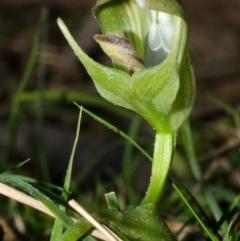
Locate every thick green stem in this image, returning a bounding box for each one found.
[142,131,176,204]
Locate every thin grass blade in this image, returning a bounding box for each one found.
[171,180,219,241]
[74,103,152,162]
[181,119,228,232]
[0,174,73,227]
[6,12,40,165]
[50,108,83,241]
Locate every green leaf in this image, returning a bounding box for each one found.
[61,204,177,241]
[59,218,92,241]
[0,174,73,228]
[105,192,120,210]
[223,222,233,241]
[3,159,30,174]
[96,203,177,241]
[50,109,82,241]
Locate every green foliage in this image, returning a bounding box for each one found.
[0,1,239,241]
[60,204,177,241]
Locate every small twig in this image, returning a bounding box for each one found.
[0,183,122,241]
[0,183,54,217]
[69,199,122,241]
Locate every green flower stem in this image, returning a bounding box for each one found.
[142,131,176,204]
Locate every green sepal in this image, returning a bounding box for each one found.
[57,18,133,111]
[169,50,195,130]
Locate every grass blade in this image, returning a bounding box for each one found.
[50,108,83,241]
[122,114,142,205]
[207,94,240,131]
[216,193,240,230]
[74,103,152,162]
[36,7,50,182]
[0,174,73,227]
[181,119,228,233]
[170,179,219,241]
[181,120,202,182]
[6,12,40,164]
[19,90,133,119]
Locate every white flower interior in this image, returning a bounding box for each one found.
[148,10,174,53]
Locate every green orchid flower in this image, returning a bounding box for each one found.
[57,0,195,204]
